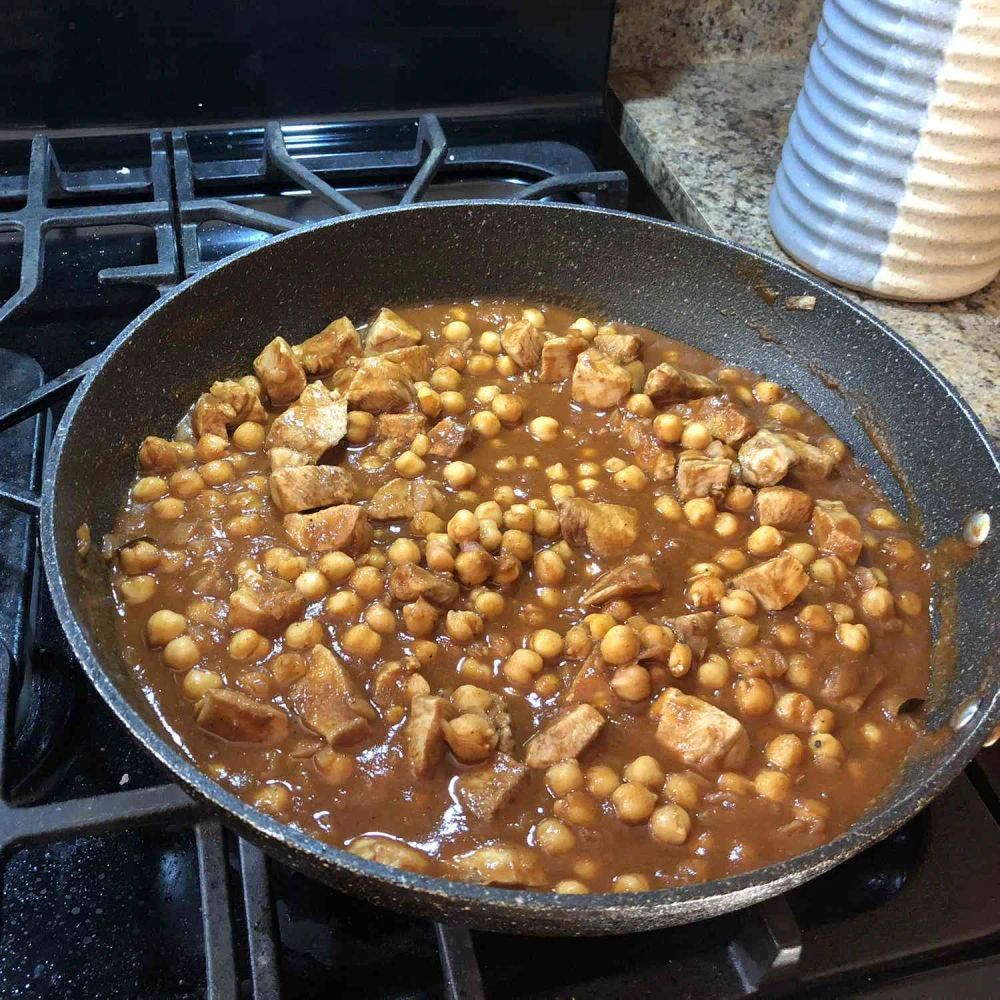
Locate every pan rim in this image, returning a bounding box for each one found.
[40,199,1000,927]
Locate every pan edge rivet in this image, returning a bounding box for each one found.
[950,697,980,731]
[963,511,990,547]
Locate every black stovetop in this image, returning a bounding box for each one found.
[0,108,998,1000]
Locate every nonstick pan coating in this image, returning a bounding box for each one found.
[41,202,1000,934]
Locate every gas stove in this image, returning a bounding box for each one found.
[0,109,999,999]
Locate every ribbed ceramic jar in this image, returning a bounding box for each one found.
[769,0,1000,301]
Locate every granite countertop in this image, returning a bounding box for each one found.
[610,60,1000,440]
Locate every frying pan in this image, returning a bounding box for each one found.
[41,202,1000,934]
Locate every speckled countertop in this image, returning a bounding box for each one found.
[610,60,1000,440]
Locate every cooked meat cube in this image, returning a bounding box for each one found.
[427,416,476,458]
[755,486,813,529]
[687,395,756,444]
[269,465,355,514]
[346,357,415,414]
[227,569,306,634]
[348,836,432,873]
[652,688,749,771]
[731,553,809,610]
[539,334,587,383]
[365,307,423,353]
[192,393,232,439]
[524,704,605,768]
[264,383,348,462]
[566,651,620,711]
[826,666,886,713]
[644,363,722,405]
[289,645,375,747]
[376,413,428,445]
[195,689,289,746]
[571,349,632,408]
[593,330,642,363]
[782,434,837,478]
[738,429,799,487]
[812,499,863,565]
[556,497,639,557]
[369,477,445,521]
[455,753,529,821]
[138,436,179,475]
[613,412,676,481]
[666,611,716,659]
[453,843,546,887]
[500,319,546,369]
[581,554,662,606]
[253,336,307,406]
[208,380,266,426]
[283,504,371,554]
[380,344,432,380]
[406,694,451,777]
[389,563,459,605]
[268,447,313,469]
[295,316,360,376]
[675,454,732,500]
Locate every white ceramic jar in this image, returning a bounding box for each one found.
[769,0,1000,302]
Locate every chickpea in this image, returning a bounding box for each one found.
[668,642,693,677]
[662,773,702,811]
[229,628,271,661]
[503,503,535,532]
[167,469,204,500]
[811,708,836,733]
[555,789,601,827]
[626,393,655,418]
[466,353,494,376]
[351,566,384,600]
[119,574,158,605]
[611,782,657,824]
[747,525,783,557]
[381,537,418,568]
[680,421,711,450]
[600,625,640,665]
[546,760,584,796]
[253,784,291,816]
[194,432,228,462]
[289,569,327,602]
[581,765,619,799]
[611,465,646,492]
[719,589,757,618]
[686,575,726,609]
[533,508,560,540]
[491,393,523,424]
[768,402,801,426]
[445,610,483,644]
[605,599,634,623]
[614,873,651,892]
[528,416,560,443]
[439,390,466,415]
[163,635,200,671]
[860,586,895,619]
[535,818,577,856]
[132,476,168,502]
[503,648,543,685]
[569,317,597,337]
[755,769,791,802]
[650,803,692,846]
[338,623,380,659]
[530,628,564,659]
[549,484,576,501]
[775,691,816,730]
[696,653,730,689]
[897,590,922,616]
[809,732,845,770]
[362,602,394,635]
[724,484,754,513]
[158,549,187,574]
[797,604,834,633]
[837,622,871,653]
[867,507,903,530]
[447,509,480,544]
[442,460,476,490]
[611,664,652,702]
[735,676,774,716]
[501,529,533,562]
[309,749,355,787]
[430,367,462,394]
[555,880,589,895]
[470,590,503,622]
[785,653,814,689]
[199,459,235,487]
[623,755,664,789]
[228,420,263,451]
[787,542,817,565]
[152,497,185,520]
[311,554,353,587]
[285,620,324,649]
[765,734,804,770]
[753,380,783,404]
[811,556,847,587]
[181,668,223,700]
[684,498,716,529]
[146,609,187,647]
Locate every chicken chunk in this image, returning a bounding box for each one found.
[138,436,179,475]
[376,413,428,445]
[580,554,662,606]
[253,336,307,406]
[348,836,432,874]
[571,349,632,409]
[811,499,863,565]
[295,316,360,376]
[686,395,756,445]
[755,486,813,529]
[524,704,605,768]
[455,754,529,821]
[346,357,415,414]
[289,645,375,747]
[368,478,445,521]
[665,611,716,660]
[264,383,348,463]
[195,689,289,746]
[566,652,621,711]
[738,429,799,487]
[651,688,748,771]
[731,553,809,611]
[613,412,676,481]
[426,417,475,458]
[556,497,639,557]
[365,307,423,353]
[268,447,313,469]
[227,569,306,634]
[380,344,432,380]
[539,334,587,383]
[500,319,546,369]
[593,331,642,363]
[389,563,460,605]
[269,465,355,514]
[644,363,722,405]
[453,843,546,887]
[675,454,732,500]
[283,504,371,554]
[192,393,233,440]
[782,434,837,478]
[406,694,451,777]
